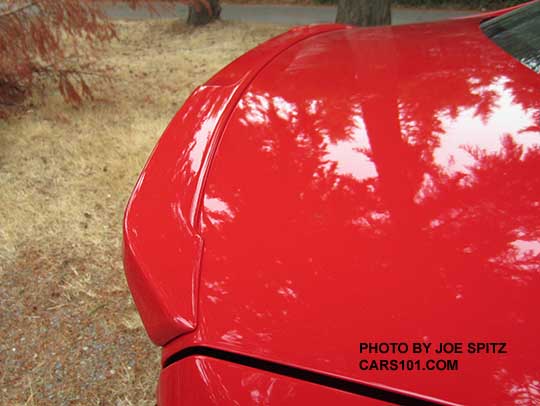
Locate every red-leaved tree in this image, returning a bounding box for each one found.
[0,0,215,116]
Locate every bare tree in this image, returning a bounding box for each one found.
[187,0,221,26]
[336,0,391,26]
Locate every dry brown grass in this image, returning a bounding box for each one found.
[0,19,288,405]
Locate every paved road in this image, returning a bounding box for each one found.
[104,2,476,25]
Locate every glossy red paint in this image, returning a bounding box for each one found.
[123,24,347,345]
[158,356,391,406]
[161,14,540,406]
[124,5,540,405]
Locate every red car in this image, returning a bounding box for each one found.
[124,2,540,405]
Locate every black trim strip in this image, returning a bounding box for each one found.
[163,346,448,406]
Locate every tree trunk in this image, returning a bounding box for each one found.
[336,0,391,27]
[187,0,221,26]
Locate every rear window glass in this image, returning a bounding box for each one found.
[481,1,540,73]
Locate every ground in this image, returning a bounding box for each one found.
[0,19,288,405]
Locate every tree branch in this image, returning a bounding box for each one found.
[0,2,37,19]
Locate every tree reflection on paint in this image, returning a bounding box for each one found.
[198,19,540,405]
